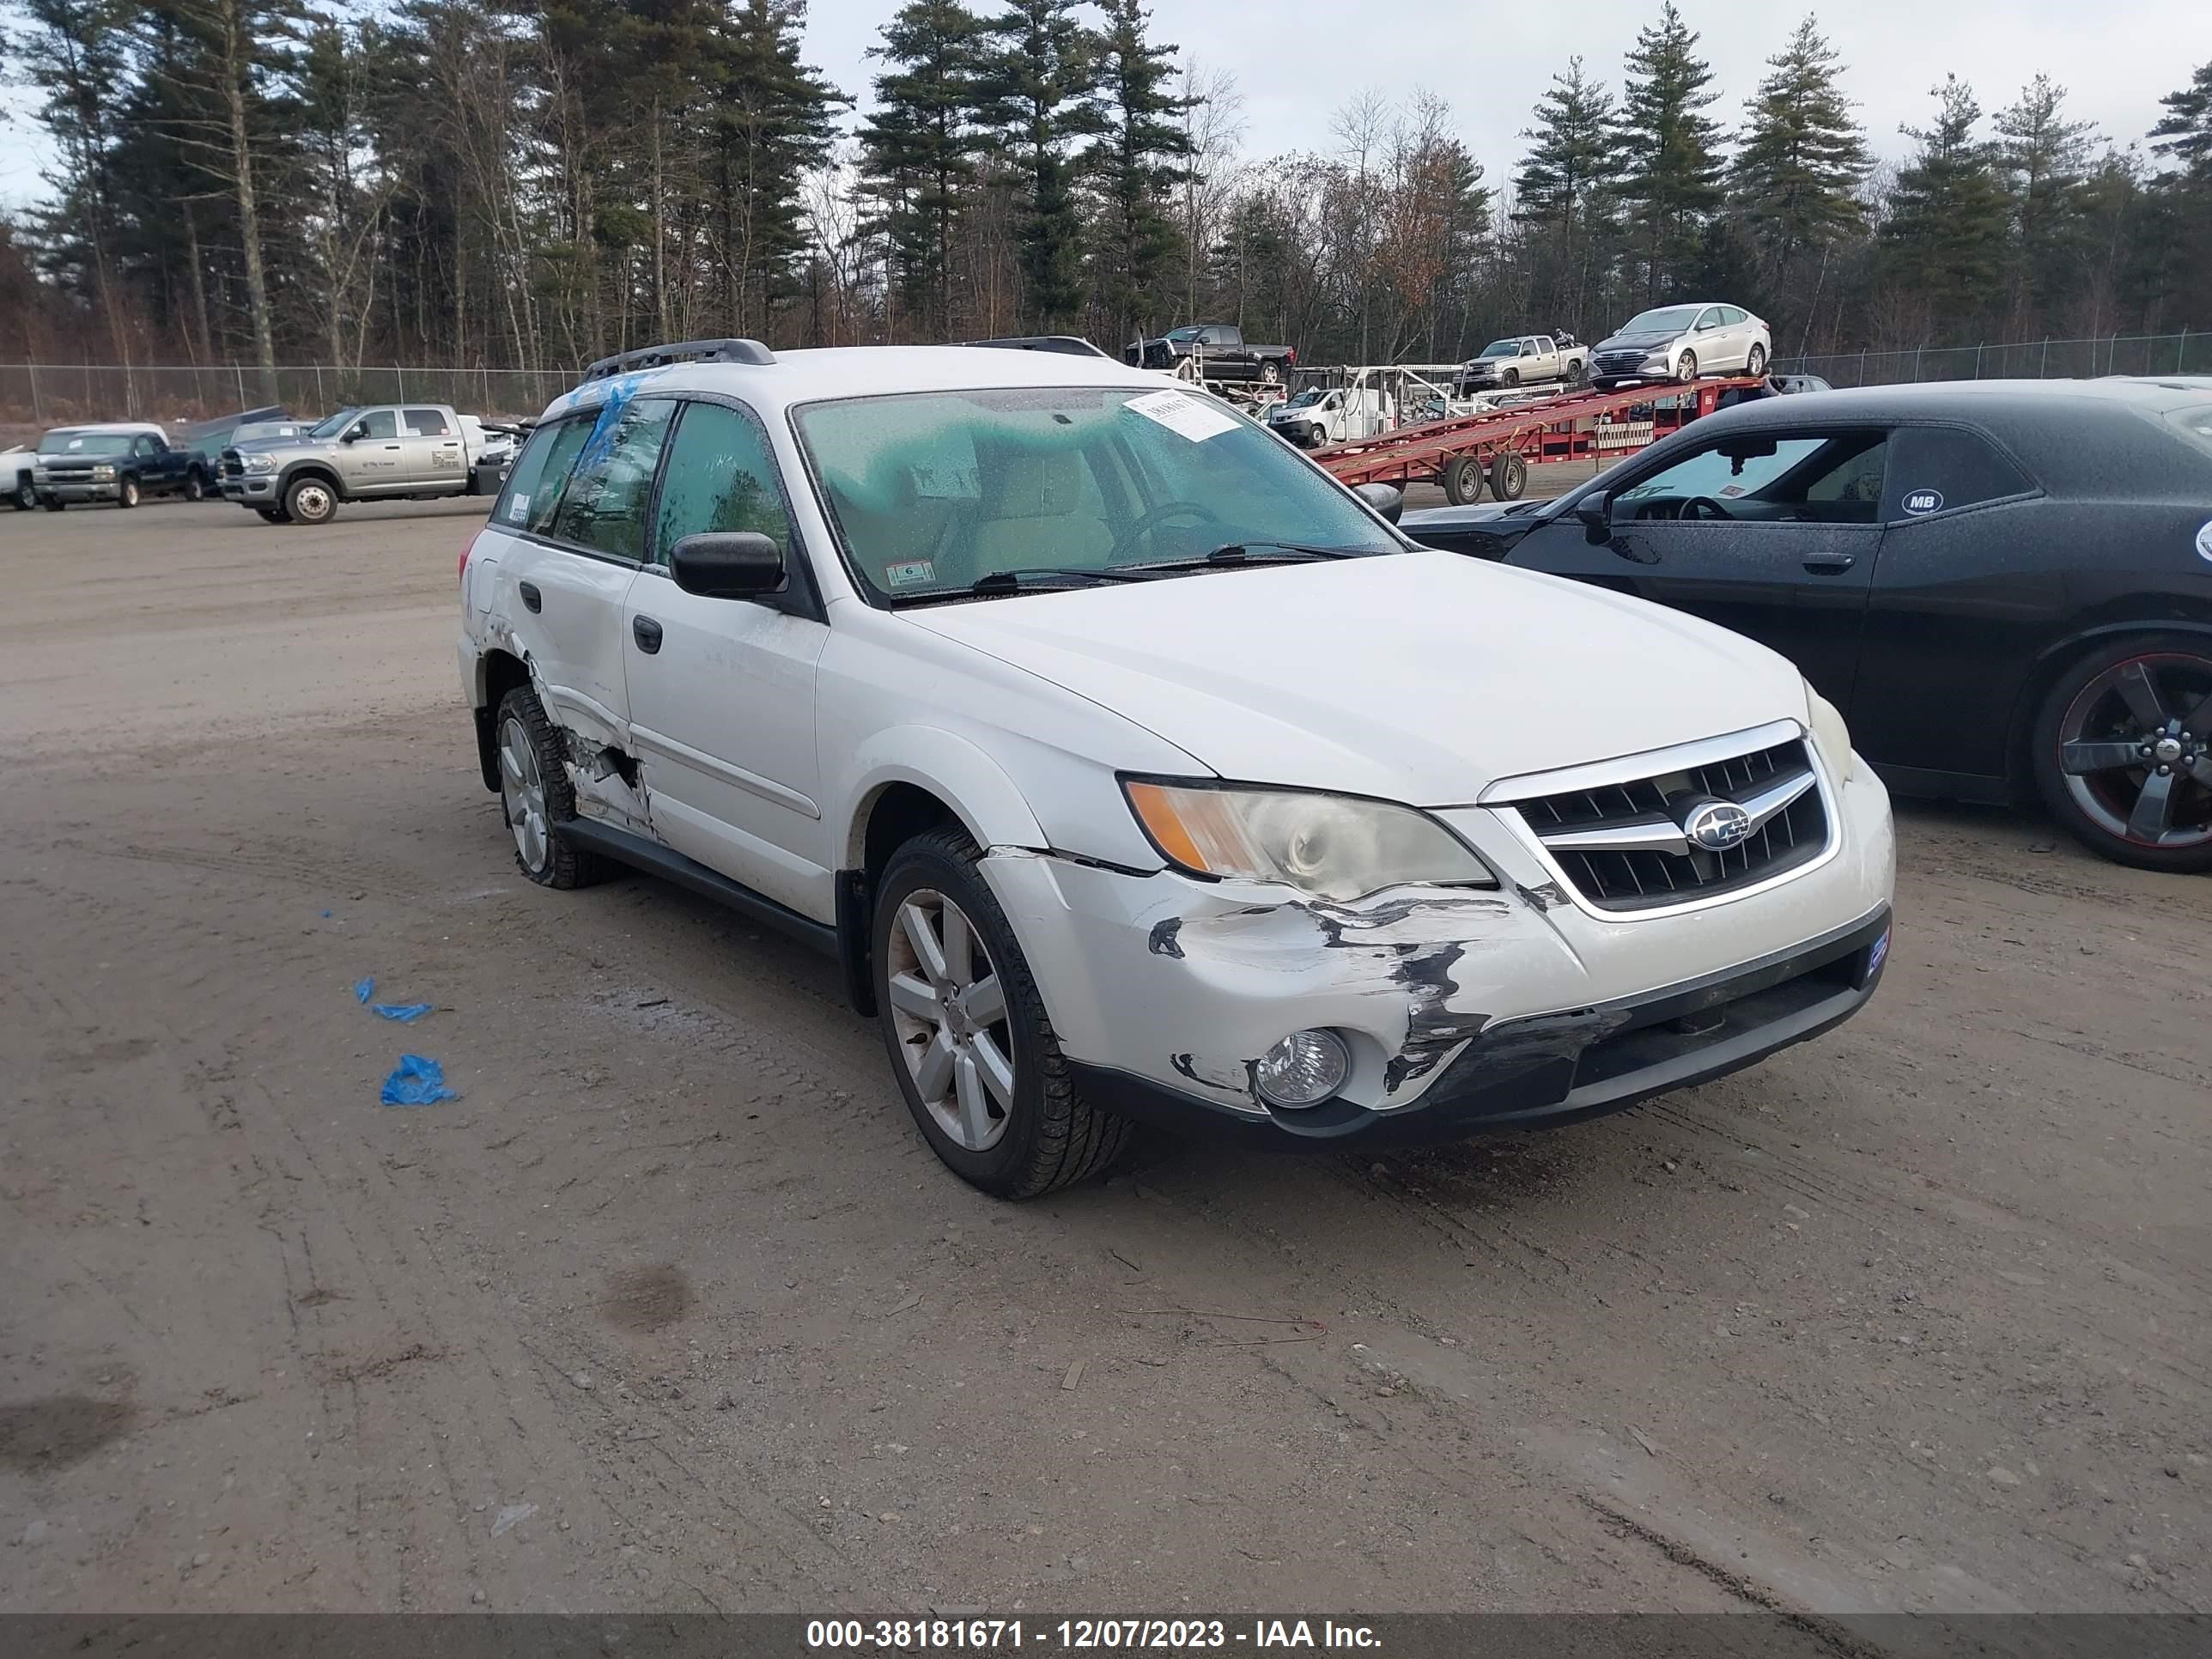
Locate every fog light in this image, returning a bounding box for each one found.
[1254,1029,1350,1109]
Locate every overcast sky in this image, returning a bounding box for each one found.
[0,0,2197,213]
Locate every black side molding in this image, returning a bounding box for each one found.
[553,818,838,957]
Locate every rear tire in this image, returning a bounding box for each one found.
[284,476,337,525]
[182,468,206,501]
[872,829,1130,1199]
[1442,453,1487,507]
[1489,452,1528,501]
[1566,357,1589,387]
[1746,343,1768,377]
[492,685,610,890]
[2029,633,2212,873]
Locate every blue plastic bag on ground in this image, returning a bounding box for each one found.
[370,1002,434,1024]
[353,977,375,1004]
[380,1054,458,1107]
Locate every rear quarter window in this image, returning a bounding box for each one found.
[1883,426,2034,520]
[493,416,592,538]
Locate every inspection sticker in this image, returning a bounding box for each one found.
[2197,520,2212,562]
[884,559,937,589]
[1124,387,1240,442]
[507,493,529,523]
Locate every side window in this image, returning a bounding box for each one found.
[1718,306,1746,325]
[1613,431,1888,525]
[1695,307,1723,331]
[495,416,592,538]
[551,395,676,560]
[650,401,793,568]
[1883,427,2034,520]
[404,407,452,437]
[356,409,398,440]
[136,435,160,456]
[1204,325,1236,346]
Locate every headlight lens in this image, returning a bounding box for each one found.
[1123,779,1497,902]
[92,464,116,479]
[241,453,276,474]
[1808,686,1856,781]
[32,466,50,482]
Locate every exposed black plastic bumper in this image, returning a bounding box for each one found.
[1067,907,1891,1151]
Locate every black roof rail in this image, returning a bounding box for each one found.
[957,335,1112,359]
[579,337,775,382]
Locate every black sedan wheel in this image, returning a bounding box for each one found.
[2032,635,2212,872]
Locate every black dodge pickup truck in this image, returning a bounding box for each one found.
[1125,323,1297,386]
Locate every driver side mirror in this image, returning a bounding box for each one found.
[671,531,786,599]
[1354,482,1403,524]
[1576,495,1613,544]
[343,424,367,443]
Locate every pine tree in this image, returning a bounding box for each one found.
[1991,75,2097,330]
[1089,0,1190,349]
[975,0,1103,331]
[2149,60,2212,173]
[708,0,846,337]
[1515,56,1620,235]
[1615,2,1726,301]
[860,0,990,338]
[1881,76,2008,337]
[1729,16,1869,298]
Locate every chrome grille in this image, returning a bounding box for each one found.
[1509,738,1828,912]
[1594,349,1646,376]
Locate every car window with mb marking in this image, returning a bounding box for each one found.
[1882,427,2035,522]
[551,394,678,562]
[651,400,793,568]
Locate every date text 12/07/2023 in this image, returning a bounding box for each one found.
[805,1619,1382,1650]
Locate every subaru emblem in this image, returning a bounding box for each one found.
[1683,799,1754,852]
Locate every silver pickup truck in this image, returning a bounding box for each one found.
[220,403,518,525]
[1453,334,1589,393]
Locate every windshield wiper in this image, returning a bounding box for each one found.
[1138,541,1375,570]
[966,566,1161,594]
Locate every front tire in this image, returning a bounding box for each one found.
[872,829,1129,1199]
[493,685,608,889]
[9,477,33,511]
[284,476,337,525]
[255,507,289,524]
[117,475,140,508]
[1675,349,1698,383]
[42,495,64,512]
[2031,635,2212,872]
[1442,453,1486,507]
[1501,367,1520,387]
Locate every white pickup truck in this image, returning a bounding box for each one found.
[220,402,520,525]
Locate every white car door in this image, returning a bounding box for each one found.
[483,398,671,761]
[620,397,832,921]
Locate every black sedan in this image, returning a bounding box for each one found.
[1402,378,2212,872]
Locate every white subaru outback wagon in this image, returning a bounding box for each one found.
[459,338,1895,1198]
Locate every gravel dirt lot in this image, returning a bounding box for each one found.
[2,496,2206,1620]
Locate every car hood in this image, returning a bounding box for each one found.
[902,550,1808,805]
[1596,330,1680,352]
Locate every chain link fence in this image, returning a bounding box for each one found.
[1774,331,2209,387]
[0,363,580,428]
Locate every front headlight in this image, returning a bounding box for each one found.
[241,453,276,474]
[92,464,116,479]
[1122,779,1498,902]
[32,466,50,483]
[1807,686,1856,781]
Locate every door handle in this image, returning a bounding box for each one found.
[519,581,541,613]
[1802,555,1857,574]
[632,616,663,654]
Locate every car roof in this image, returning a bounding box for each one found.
[1698,376,2210,434]
[45,421,165,436]
[537,343,1169,424]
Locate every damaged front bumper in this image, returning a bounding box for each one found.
[978,763,1893,1149]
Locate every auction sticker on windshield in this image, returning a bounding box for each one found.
[507,494,530,523]
[1124,388,1240,443]
[884,559,937,589]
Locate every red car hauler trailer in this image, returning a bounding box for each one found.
[1314,375,1766,504]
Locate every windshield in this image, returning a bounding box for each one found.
[2164,403,2212,458]
[1164,327,1203,343]
[796,385,1406,605]
[308,408,362,440]
[235,422,305,444]
[1619,307,1703,334]
[1477,340,1517,357]
[39,431,134,456]
[1280,388,1324,409]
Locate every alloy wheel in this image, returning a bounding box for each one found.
[884,888,1015,1152]
[498,714,550,872]
[2057,653,2212,848]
